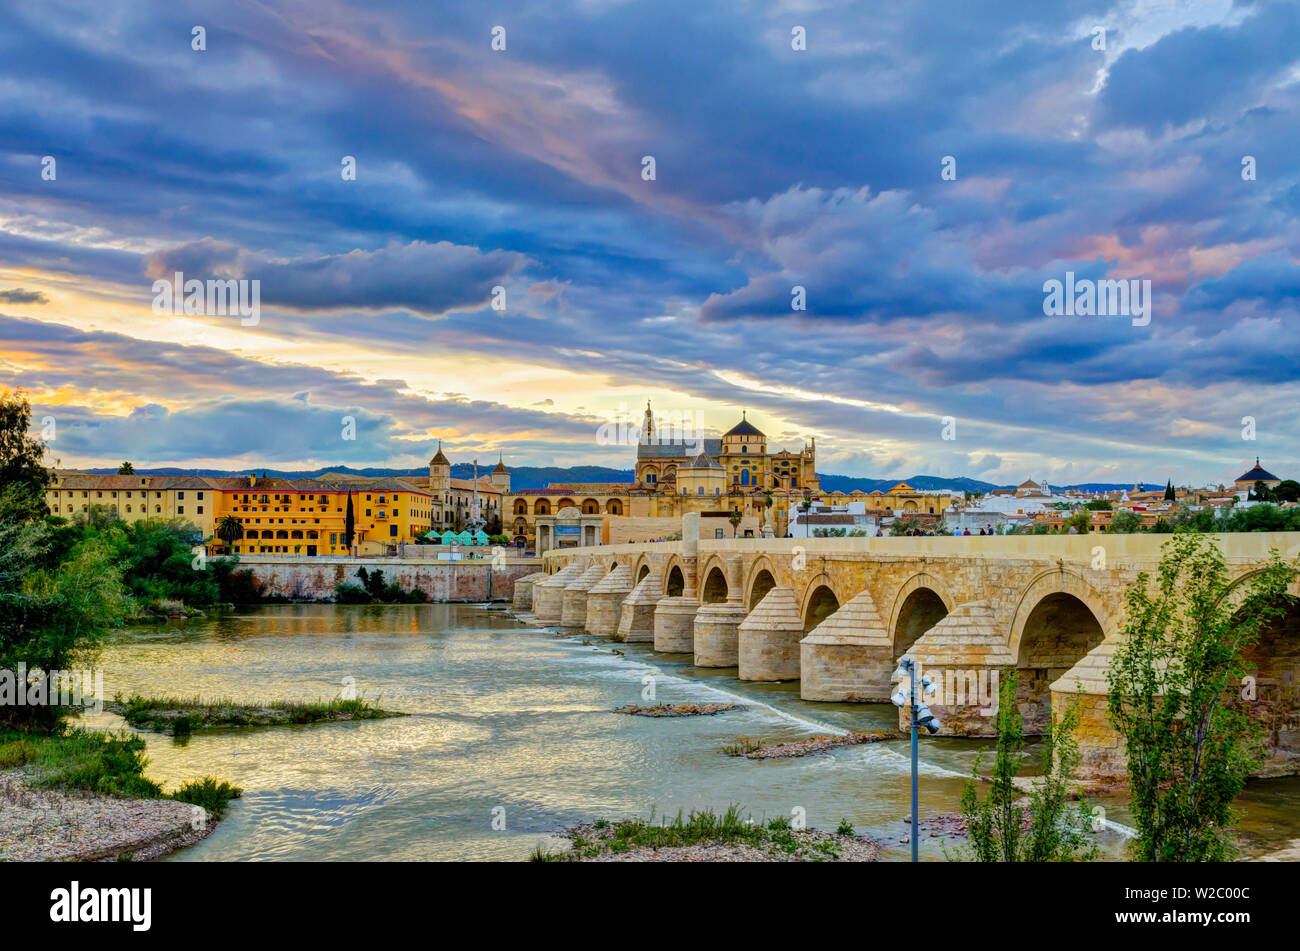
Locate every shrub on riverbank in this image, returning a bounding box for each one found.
[0,728,161,798]
[335,567,428,604]
[531,805,883,862]
[107,692,405,733]
[172,776,243,818]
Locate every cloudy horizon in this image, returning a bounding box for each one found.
[2,0,1297,489]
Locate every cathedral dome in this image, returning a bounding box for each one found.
[724,411,764,438]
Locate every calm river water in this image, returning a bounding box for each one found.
[81,604,1300,861]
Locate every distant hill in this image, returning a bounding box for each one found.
[79,464,1154,494]
[80,464,635,492]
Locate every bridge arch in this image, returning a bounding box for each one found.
[889,572,955,658]
[700,563,729,603]
[663,557,686,598]
[1008,569,1111,662]
[1238,593,1300,775]
[1010,570,1108,735]
[1220,567,1300,613]
[745,555,780,609]
[801,582,841,632]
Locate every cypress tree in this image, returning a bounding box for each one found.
[344,490,355,551]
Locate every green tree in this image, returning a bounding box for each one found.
[117,461,135,475]
[0,390,51,523]
[344,491,356,551]
[216,514,244,550]
[960,667,1096,862]
[728,509,742,538]
[1164,480,1175,501]
[1221,504,1300,534]
[1085,499,1113,511]
[119,518,218,607]
[1063,510,1091,534]
[0,495,129,730]
[1273,480,1300,504]
[1106,534,1297,861]
[1108,510,1144,534]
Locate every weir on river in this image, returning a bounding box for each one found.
[514,519,1300,783]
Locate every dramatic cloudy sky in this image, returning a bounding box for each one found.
[2,0,1297,485]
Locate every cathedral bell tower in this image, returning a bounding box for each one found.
[429,441,451,492]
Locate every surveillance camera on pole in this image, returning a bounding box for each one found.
[895,655,941,861]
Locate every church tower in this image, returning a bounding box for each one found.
[490,453,511,494]
[429,441,451,493]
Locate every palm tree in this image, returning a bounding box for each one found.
[117,461,134,474]
[216,514,243,551]
[728,508,742,538]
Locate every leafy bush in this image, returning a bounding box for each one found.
[172,776,243,818]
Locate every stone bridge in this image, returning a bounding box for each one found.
[513,522,1300,781]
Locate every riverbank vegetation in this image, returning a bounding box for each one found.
[1107,534,1298,861]
[0,390,244,859]
[958,669,1097,862]
[106,692,405,734]
[335,566,429,604]
[530,806,883,862]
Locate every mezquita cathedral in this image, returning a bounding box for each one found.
[505,404,821,549]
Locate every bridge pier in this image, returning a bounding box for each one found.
[561,563,606,627]
[654,515,700,653]
[616,568,663,642]
[738,586,803,681]
[694,556,746,667]
[586,564,633,637]
[654,558,698,653]
[511,571,547,611]
[1051,641,1125,781]
[800,589,894,701]
[532,561,584,622]
[900,600,1012,736]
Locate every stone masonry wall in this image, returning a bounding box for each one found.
[238,557,536,602]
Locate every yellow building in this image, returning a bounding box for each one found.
[45,472,218,538]
[209,475,433,556]
[862,482,950,515]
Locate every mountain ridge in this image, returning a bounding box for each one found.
[73,464,1165,494]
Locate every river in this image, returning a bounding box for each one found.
[79,604,1300,861]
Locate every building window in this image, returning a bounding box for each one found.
[197,506,203,514]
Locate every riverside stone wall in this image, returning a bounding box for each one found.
[236,557,538,602]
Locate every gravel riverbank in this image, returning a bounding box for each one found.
[0,772,214,862]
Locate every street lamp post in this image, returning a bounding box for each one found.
[892,655,941,862]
